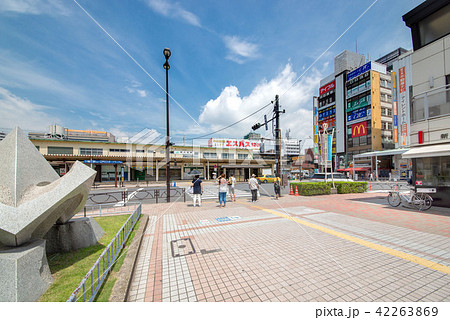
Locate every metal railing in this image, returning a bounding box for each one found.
[67,203,142,302]
[80,202,140,217]
[87,187,186,205]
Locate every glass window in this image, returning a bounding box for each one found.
[415,156,450,187]
[80,148,103,156]
[222,153,234,159]
[203,152,217,159]
[48,146,73,155]
[238,154,248,160]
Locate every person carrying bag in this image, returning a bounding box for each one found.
[191,175,203,207]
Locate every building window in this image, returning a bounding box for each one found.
[238,154,248,160]
[48,146,73,155]
[203,152,217,159]
[110,148,131,153]
[136,150,145,153]
[80,148,103,156]
[222,153,234,159]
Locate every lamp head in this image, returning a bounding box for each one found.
[163,48,171,59]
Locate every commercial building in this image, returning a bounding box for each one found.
[314,50,396,178]
[402,0,450,207]
[29,124,116,142]
[28,134,274,184]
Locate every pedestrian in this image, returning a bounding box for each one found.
[248,174,259,202]
[274,178,281,200]
[218,173,228,207]
[228,174,236,202]
[191,175,203,207]
[370,172,374,181]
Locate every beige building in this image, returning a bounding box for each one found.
[31,138,274,183]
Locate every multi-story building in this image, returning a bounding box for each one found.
[244,132,261,140]
[315,50,367,171]
[402,0,450,207]
[28,136,274,183]
[315,50,397,178]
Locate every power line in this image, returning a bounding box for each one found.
[190,101,273,140]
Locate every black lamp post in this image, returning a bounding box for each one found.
[163,48,171,202]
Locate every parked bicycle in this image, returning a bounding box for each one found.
[387,184,433,211]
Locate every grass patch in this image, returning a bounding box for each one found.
[40,214,140,302]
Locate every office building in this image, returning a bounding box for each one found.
[402,0,450,207]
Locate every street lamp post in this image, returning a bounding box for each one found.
[163,48,171,202]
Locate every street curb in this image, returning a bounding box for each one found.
[109,213,149,302]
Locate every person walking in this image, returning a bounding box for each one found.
[274,178,281,200]
[192,175,203,207]
[248,174,259,202]
[218,173,228,207]
[228,174,236,202]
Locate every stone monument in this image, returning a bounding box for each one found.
[0,127,98,301]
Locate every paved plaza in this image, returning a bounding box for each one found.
[127,191,450,302]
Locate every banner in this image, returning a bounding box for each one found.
[326,134,332,162]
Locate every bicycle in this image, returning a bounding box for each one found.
[387,184,433,211]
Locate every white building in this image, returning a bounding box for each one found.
[402,0,450,207]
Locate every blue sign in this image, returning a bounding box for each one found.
[84,160,123,164]
[346,62,371,81]
[394,115,397,126]
[326,134,332,162]
[216,217,231,223]
[347,108,367,122]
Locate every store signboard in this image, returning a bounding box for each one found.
[208,138,260,150]
[346,62,371,81]
[351,121,367,138]
[392,71,398,144]
[326,134,332,162]
[399,67,408,146]
[347,107,369,122]
[84,160,123,164]
[319,80,335,96]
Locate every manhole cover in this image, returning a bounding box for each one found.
[170,238,195,257]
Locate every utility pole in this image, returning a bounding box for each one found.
[274,95,282,179]
[252,95,285,181]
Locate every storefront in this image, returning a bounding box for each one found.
[402,144,450,208]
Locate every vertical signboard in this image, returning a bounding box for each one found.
[326,134,332,162]
[399,67,408,146]
[392,71,398,144]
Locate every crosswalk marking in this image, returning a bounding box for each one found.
[187,185,251,200]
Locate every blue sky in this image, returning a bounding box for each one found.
[0,0,423,146]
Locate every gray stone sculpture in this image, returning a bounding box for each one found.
[0,127,98,301]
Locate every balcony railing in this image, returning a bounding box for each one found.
[412,85,450,122]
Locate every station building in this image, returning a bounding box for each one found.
[30,134,274,184]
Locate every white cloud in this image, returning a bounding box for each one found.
[126,87,148,98]
[223,36,259,64]
[0,0,69,16]
[145,0,201,27]
[196,64,323,141]
[0,87,59,131]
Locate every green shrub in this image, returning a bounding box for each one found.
[328,181,368,194]
[291,182,331,196]
[290,181,368,196]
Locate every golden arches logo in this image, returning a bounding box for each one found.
[352,122,367,138]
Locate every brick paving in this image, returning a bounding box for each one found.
[127,192,450,302]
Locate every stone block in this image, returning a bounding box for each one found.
[0,239,52,302]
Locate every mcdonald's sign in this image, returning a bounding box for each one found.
[351,121,367,138]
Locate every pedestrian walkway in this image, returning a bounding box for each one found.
[186,184,251,201]
[127,193,450,302]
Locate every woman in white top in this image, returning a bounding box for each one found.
[218,173,228,207]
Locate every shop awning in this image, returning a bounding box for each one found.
[337,167,371,172]
[221,164,266,169]
[353,148,410,158]
[402,143,450,159]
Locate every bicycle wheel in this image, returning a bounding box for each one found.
[387,192,401,207]
[412,193,433,211]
